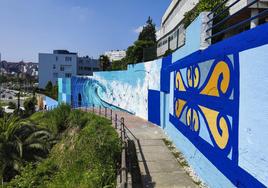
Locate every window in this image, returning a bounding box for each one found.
[60,65,64,71]
[53,64,56,69]
[53,73,58,78]
[65,73,72,78]
[56,56,58,61]
[65,57,72,62]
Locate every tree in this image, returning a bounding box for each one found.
[24,97,37,117]
[138,16,157,42]
[45,81,53,92]
[0,115,54,182]
[99,55,110,71]
[124,16,157,64]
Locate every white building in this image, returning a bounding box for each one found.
[104,50,126,62]
[77,56,100,76]
[156,0,268,57]
[38,50,78,89]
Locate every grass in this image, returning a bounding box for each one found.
[6,105,121,188]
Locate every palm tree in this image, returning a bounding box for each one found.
[0,115,54,183]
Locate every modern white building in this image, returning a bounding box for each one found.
[38,50,78,89]
[156,0,268,57]
[104,50,126,62]
[77,56,100,76]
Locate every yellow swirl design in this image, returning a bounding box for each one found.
[199,106,229,149]
[200,61,230,97]
[186,108,199,132]
[176,71,186,91]
[187,66,200,88]
[175,99,186,118]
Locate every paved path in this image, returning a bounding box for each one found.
[112,110,198,188]
[84,108,198,188]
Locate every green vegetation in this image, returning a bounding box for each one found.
[45,81,58,100]
[0,104,121,187]
[99,16,157,71]
[7,102,16,110]
[23,97,37,117]
[123,17,157,64]
[183,0,229,43]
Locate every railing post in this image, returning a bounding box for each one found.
[110,109,113,121]
[92,104,94,113]
[105,107,107,117]
[121,117,125,139]
[115,114,118,129]
[99,106,101,115]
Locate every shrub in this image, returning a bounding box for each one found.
[8,113,121,188]
[8,102,16,109]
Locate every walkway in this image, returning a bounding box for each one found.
[84,107,198,188]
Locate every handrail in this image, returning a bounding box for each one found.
[206,0,260,32]
[208,0,229,17]
[207,0,240,23]
[80,105,129,188]
[206,8,268,40]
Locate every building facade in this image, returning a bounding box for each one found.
[77,56,100,76]
[156,0,268,57]
[38,50,78,89]
[104,50,126,62]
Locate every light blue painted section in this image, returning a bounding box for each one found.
[172,14,202,63]
[162,94,235,188]
[239,44,268,186]
[45,96,58,109]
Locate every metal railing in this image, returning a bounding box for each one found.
[206,0,268,41]
[82,105,130,188]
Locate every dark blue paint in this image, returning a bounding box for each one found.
[161,54,172,93]
[163,23,268,187]
[148,89,161,126]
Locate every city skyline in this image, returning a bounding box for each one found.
[0,0,170,62]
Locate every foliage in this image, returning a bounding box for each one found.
[183,0,229,43]
[0,105,4,118]
[8,112,121,188]
[45,81,53,92]
[23,97,37,117]
[8,102,16,110]
[43,81,58,100]
[0,115,54,182]
[163,49,173,57]
[99,55,111,71]
[122,17,157,65]
[138,16,157,42]
[109,61,128,71]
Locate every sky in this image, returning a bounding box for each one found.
[0,0,171,62]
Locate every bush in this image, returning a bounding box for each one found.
[8,102,16,109]
[8,113,121,188]
[23,97,37,117]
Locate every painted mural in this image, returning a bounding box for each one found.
[58,16,268,188]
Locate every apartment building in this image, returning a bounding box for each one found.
[104,50,126,62]
[156,0,268,57]
[77,56,100,76]
[38,50,78,89]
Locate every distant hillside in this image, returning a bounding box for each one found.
[0,61,38,77]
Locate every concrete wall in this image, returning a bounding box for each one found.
[58,15,268,188]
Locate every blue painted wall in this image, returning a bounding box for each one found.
[58,14,268,188]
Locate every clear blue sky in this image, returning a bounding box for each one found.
[0,0,171,62]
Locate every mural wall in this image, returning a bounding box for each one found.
[58,15,268,188]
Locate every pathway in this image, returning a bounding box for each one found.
[84,107,198,188]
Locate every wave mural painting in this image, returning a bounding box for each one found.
[58,15,268,188]
[59,59,162,120]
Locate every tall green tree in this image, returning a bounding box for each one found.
[124,16,157,64]
[99,55,110,71]
[138,16,157,42]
